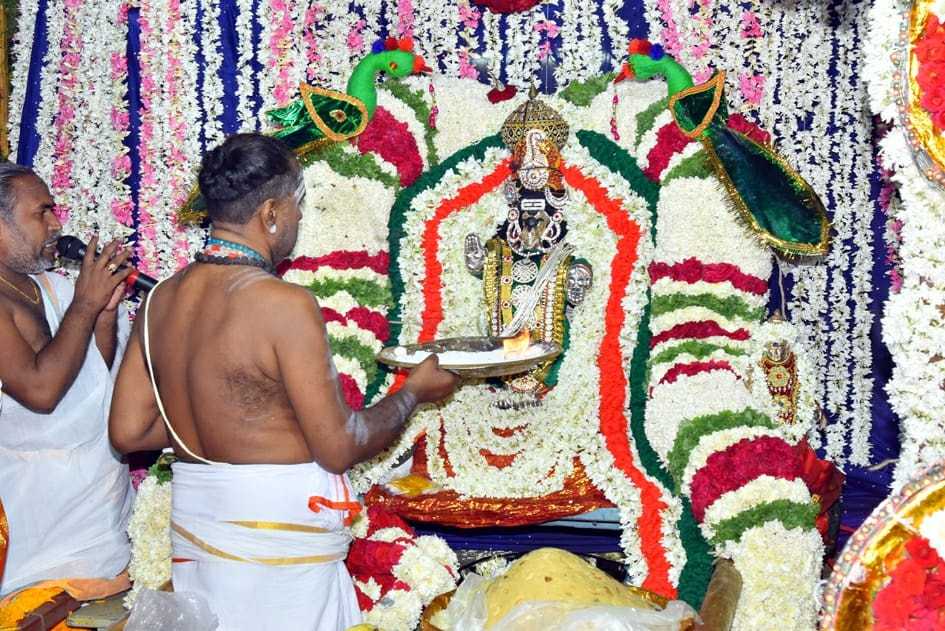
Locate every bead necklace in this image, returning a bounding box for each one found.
[194,237,275,274]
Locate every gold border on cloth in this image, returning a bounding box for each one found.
[299,84,369,144]
[224,520,329,534]
[171,522,343,566]
[667,72,726,140]
[700,134,831,257]
[820,463,945,630]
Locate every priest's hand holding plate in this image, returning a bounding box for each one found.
[403,355,460,404]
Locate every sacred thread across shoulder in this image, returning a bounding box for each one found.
[143,278,222,466]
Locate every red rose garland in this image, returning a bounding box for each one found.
[356,106,425,187]
[649,320,751,348]
[648,258,768,295]
[658,360,738,386]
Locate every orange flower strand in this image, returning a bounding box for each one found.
[561,164,674,598]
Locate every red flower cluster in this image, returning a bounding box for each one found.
[471,0,541,13]
[648,257,769,295]
[357,106,424,187]
[726,113,772,145]
[873,536,945,630]
[658,359,736,386]
[690,436,802,522]
[346,507,417,610]
[649,320,750,349]
[916,14,945,132]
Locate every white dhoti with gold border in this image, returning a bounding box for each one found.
[170,461,362,631]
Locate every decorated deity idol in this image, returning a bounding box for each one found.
[464,90,592,402]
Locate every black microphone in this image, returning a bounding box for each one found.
[56,235,158,293]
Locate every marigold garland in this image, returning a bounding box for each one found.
[559,162,674,597]
[579,130,712,607]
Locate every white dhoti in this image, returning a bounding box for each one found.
[0,272,132,595]
[170,462,362,631]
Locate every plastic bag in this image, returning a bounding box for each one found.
[491,600,698,631]
[125,588,219,631]
[429,572,489,630]
[432,572,698,631]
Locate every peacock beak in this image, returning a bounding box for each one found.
[413,55,433,74]
[614,63,634,83]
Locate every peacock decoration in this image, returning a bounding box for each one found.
[179,37,432,223]
[615,39,830,258]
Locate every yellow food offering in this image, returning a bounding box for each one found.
[483,548,659,628]
[345,624,377,631]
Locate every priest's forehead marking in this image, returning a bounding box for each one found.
[293,174,306,205]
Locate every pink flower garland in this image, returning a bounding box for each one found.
[302,3,324,82]
[268,0,296,107]
[48,0,85,225]
[397,0,414,39]
[135,2,160,276]
[655,0,683,58]
[110,3,134,227]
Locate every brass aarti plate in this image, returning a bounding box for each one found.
[377,336,561,379]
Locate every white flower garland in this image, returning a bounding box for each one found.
[645,372,758,462]
[720,523,823,631]
[867,0,945,488]
[7,0,40,158]
[30,0,66,205]
[199,0,226,149]
[503,6,542,88]
[297,163,396,256]
[125,475,173,608]
[701,475,810,541]
[557,0,604,84]
[234,0,258,130]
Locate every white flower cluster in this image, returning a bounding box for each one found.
[721,523,824,631]
[124,475,173,609]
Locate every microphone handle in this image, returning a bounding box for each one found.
[125,269,157,293]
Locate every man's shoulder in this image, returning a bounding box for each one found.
[240,276,319,313]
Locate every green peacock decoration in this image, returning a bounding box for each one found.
[179,37,431,224]
[615,39,830,259]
